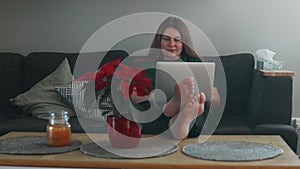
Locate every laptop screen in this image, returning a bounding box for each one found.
[155,62,215,101]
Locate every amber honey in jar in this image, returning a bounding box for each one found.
[46,110,72,146]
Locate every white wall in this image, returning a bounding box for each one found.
[1,0,300,116]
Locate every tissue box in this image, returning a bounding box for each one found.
[255,49,283,70]
[272,60,283,70]
[260,60,283,70]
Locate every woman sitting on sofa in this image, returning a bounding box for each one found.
[132,16,220,139]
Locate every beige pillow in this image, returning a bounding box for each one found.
[10,58,76,120]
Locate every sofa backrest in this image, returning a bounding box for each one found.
[0,51,254,120]
[0,53,25,121]
[23,52,78,91]
[23,50,129,91]
[0,53,24,107]
[205,53,255,116]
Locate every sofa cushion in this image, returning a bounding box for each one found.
[10,58,76,119]
[0,115,108,136]
[0,106,24,124]
[254,124,298,152]
[206,53,254,116]
[0,117,84,136]
[214,115,254,134]
[221,53,254,116]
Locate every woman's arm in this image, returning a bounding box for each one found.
[205,87,220,107]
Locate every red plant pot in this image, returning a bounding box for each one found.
[107,115,141,148]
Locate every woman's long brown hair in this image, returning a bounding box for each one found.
[147,17,200,61]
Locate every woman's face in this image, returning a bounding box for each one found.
[160,27,183,59]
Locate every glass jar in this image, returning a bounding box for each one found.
[46,110,72,146]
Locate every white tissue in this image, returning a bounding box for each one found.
[255,49,275,62]
[255,49,283,70]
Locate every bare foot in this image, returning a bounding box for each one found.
[163,77,195,117]
[181,92,206,120]
[169,94,205,140]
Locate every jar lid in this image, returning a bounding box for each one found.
[49,110,69,119]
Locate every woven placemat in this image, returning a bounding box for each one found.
[0,136,82,155]
[80,140,178,159]
[182,140,284,162]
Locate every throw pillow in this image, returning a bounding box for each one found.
[56,80,110,120]
[10,58,76,120]
[55,80,87,108]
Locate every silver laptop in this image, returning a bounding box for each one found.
[155,62,215,101]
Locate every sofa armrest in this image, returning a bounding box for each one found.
[246,70,294,127]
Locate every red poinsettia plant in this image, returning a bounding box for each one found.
[78,57,153,117]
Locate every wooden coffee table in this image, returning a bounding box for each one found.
[0,132,299,169]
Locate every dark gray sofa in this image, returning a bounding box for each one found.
[0,51,297,152]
